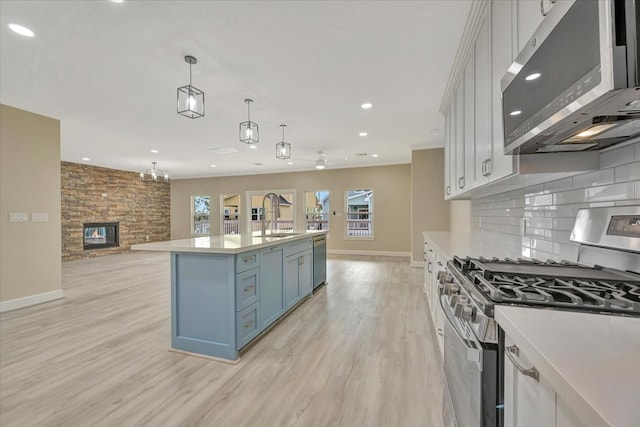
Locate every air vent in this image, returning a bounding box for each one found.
[355,152,368,157]
[208,146,239,154]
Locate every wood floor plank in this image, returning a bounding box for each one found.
[0,252,444,426]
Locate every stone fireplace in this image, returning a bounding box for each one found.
[83,222,119,250]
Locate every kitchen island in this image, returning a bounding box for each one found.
[132,231,326,362]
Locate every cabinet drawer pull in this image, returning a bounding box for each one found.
[485,158,491,176]
[481,160,486,176]
[244,319,255,329]
[506,345,540,382]
[458,176,465,189]
[427,262,433,273]
[428,249,433,253]
[243,255,256,264]
[446,186,451,195]
[540,0,553,16]
[437,328,443,336]
[243,284,255,292]
[437,261,443,266]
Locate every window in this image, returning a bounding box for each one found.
[221,193,240,235]
[192,195,210,235]
[246,190,296,233]
[345,189,373,237]
[305,190,330,231]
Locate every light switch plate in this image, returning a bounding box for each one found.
[32,213,49,223]
[9,212,29,223]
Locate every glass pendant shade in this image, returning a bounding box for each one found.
[140,162,169,183]
[177,56,204,119]
[275,124,291,159]
[240,99,259,144]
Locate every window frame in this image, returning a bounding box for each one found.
[304,190,330,232]
[344,189,374,239]
[191,195,211,235]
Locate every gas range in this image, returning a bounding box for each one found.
[450,256,640,316]
[439,205,640,427]
[439,205,640,345]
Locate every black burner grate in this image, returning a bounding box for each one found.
[452,256,640,316]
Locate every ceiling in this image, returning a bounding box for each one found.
[0,0,471,179]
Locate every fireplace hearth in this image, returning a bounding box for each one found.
[83,222,119,250]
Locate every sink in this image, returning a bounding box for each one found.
[259,232,303,238]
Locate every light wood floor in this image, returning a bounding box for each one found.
[0,252,444,427]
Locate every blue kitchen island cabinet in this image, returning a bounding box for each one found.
[132,232,325,362]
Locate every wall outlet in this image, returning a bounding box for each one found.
[146,235,150,241]
[32,213,49,223]
[9,212,29,223]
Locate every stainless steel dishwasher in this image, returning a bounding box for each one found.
[313,234,327,289]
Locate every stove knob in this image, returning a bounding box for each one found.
[449,294,459,308]
[444,282,460,296]
[453,302,466,318]
[460,305,475,322]
[437,271,453,285]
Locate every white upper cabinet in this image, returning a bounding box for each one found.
[440,0,569,199]
[488,0,517,182]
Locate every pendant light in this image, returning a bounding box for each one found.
[239,99,259,144]
[276,124,291,159]
[177,55,204,119]
[140,162,169,183]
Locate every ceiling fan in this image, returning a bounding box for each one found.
[292,151,332,169]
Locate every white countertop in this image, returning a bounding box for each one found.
[131,231,325,254]
[496,306,640,427]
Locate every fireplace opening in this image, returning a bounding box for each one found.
[83,222,119,250]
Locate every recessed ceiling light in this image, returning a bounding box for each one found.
[525,73,541,81]
[315,164,325,170]
[359,132,368,137]
[82,157,90,161]
[210,164,216,168]
[287,161,293,165]
[9,23,34,37]
[249,145,257,149]
[361,103,372,110]
[111,0,125,3]
[150,149,159,153]
[372,154,379,158]
[510,110,522,116]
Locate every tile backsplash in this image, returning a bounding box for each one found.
[471,141,640,262]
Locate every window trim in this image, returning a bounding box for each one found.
[344,189,374,239]
[304,189,330,232]
[191,195,211,236]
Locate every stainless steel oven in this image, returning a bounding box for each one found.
[439,291,500,427]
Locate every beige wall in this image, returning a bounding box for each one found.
[0,104,62,304]
[411,149,449,263]
[171,164,412,253]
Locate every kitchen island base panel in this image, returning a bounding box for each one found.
[171,253,237,361]
[168,348,241,365]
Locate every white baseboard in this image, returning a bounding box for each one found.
[327,249,411,258]
[0,289,64,313]
[410,261,425,268]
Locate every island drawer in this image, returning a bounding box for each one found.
[236,302,260,349]
[236,250,259,273]
[283,238,312,257]
[236,267,260,311]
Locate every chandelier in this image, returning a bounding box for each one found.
[177,55,204,119]
[140,162,169,183]
[240,98,259,144]
[276,124,291,159]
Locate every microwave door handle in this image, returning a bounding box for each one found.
[438,292,482,367]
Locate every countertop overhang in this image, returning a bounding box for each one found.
[131,231,326,254]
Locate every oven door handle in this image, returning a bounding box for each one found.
[438,291,482,367]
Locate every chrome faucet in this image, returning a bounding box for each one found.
[261,192,280,235]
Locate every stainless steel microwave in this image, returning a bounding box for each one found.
[501,0,639,155]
